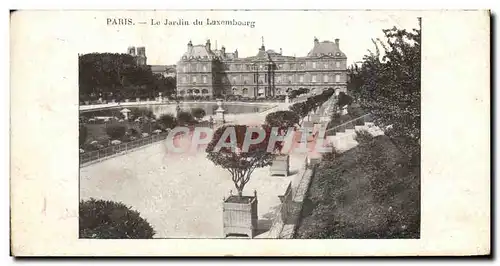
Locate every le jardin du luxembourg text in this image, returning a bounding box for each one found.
[107,18,256,28]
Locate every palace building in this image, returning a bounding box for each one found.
[176,37,348,99]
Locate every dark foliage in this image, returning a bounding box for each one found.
[79,198,155,239]
[158,114,177,129]
[296,136,420,239]
[337,92,354,107]
[106,124,126,140]
[177,111,196,126]
[265,110,300,130]
[79,124,87,147]
[348,19,421,159]
[206,125,280,197]
[191,108,207,120]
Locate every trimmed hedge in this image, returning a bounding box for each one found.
[79,198,155,239]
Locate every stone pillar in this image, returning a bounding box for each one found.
[215,100,225,123]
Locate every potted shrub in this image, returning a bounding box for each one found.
[265,111,300,176]
[206,125,280,238]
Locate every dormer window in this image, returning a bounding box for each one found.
[328,53,333,56]
[190,56,194,59]
[336,52,341,56]
[204,55,208,59]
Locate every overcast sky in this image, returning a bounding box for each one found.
[72,10,420,66]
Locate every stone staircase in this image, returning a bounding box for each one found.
[324,115,385,153]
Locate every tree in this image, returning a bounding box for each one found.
[158,114,177,129]
[348,18,421,161]
[191,107,206,121]
[337,92,353,107]
[106,124,126,140]
[265,110,300,130]
[206,125,281,197]
[79,198,155,239]
[79,124,87,147]
[177,111,195,126]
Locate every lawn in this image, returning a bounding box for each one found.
[295,135,420,239]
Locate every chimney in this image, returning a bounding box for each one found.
[314,37,319,45]
[335,38,340,48]
[127,46,136,56]
[280,48,283,55]
[206,39,211,51]
[234,49,238,58]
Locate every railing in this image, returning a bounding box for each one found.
[79,132,170,166]
[324,113,373,137]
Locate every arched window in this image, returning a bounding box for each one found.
[242,88,249,95]
[201,89,209,95]
[193,89,200,94]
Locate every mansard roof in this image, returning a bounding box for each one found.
[307,40,346,58]
[182,45,215,59]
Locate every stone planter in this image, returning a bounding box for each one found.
[270,154,290,176]
[223,192,258,238]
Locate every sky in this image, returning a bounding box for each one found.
[71,10,420,66]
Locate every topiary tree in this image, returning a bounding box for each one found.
[79,198,155,239]
[106,124,126,140]
[158,114,177,129]
[337,92,354,107]
[191,107,206,121]
[206,125,281,197]
[265,110,300,131]
[177,111,195,126]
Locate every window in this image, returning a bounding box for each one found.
[335,74,341,82]
[203,64,207,71]
[182,76,187,83]
[288,75,293,83]
[277,76,282,84]
[312,75,317,83]
[192,76,197,83]
[202,76,207,84]
[299,75,304,83]
[312,62,316,69]
[336,61,340,68]
[243,88,249,95]
[323,75,329,83]
[325,63,329,69]
[183,66,187,72]
[300,63,305,69]
[232,76,237,84]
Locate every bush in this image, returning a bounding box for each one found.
[79,124,87,147]
[106,124,126,140]
[177,111,196,126]
[337,92,353,107]
[79,198,155,239]
[265,110,300,130]
[354,130,373,145]
[191,107,206,120]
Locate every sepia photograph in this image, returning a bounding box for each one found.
[9,9,489,256]
[77,11,421,239]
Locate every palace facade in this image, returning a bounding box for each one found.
[176,37,348,99]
